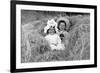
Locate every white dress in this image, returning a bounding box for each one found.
[45,34,65,50]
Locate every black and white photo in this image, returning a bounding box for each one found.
[21,10,90,63]
[11,1,97,72]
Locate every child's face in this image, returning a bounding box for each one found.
[59,22,66,31]
[48,27,55,34]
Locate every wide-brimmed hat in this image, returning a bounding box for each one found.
[56,17,70,31]
[44,19,58,33]
[56,17,69,26]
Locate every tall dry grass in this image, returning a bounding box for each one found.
[21,10,90,63]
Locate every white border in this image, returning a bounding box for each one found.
[16,4,94,69]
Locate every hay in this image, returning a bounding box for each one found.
[21,10,90,62]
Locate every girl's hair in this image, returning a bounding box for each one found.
[57,20,67,31]
[47,27,56,34]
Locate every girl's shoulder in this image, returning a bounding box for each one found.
[53,33,60,37]
[45,34,58,38]
[58,30,69,35]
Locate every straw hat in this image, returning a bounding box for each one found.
[56,17,70,31]
[56,17,69,26]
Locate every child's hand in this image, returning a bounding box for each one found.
[60,34,65,42]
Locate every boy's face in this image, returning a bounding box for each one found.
[48,27,55,34]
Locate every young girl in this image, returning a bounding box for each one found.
[44,19,65,50]
[57,17,70,47]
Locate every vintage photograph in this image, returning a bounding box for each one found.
[21,10,90,63]
[11,1,97,72]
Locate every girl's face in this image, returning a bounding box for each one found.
[48,27,55,34]
[59,22,66,31]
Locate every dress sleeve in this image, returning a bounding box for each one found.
[64,31,70,40]
[56,35,65,50]
[56,35,62,44]
[63,31,70,48]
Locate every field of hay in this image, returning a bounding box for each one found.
[21,10,90,63]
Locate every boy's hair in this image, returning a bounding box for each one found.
[57,20,67,31]
[47,27,56,34]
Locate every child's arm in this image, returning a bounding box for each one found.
[56,35,65,50]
